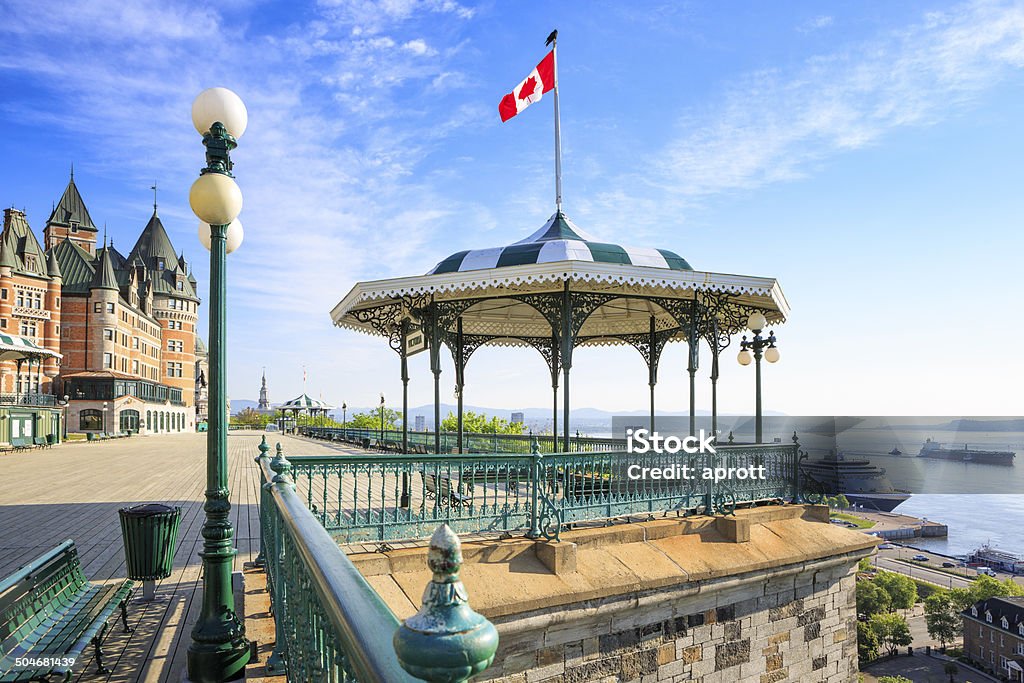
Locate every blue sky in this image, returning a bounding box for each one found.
[1,0,1022,417]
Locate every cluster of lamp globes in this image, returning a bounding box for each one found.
[189,87,248,255]
[736,311,780,366]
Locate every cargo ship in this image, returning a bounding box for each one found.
[918,439,1015,466]
[799,451,910,512]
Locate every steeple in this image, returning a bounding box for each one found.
[48,170,97,232]
[90,242,119,291]
[46,248,62,279]
[258,368,270,410]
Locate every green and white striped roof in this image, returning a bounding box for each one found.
[429,211,692,275]
[0,334,62,361]
[279,393,333,412]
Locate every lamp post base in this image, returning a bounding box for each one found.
[186,633,250,682]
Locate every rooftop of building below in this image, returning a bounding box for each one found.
[347,504,878,622]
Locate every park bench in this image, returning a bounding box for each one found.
[9,438,33,451]
[32,437,49,449]
[423,473,471,508]
[0,540,133,681]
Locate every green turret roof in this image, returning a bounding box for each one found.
[90,244,119,291]
[46,249,62,279]
[50,238,96,293]
[2,209,49,279]
[47,174,97,232]
[0,231,16,269]
[126,210,198,299]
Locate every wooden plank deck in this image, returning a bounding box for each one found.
[0,431,345,682]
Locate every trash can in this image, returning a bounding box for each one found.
[119,503,181,600]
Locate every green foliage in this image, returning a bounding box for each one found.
[924,591,961,647]
[857,621,880,662]
[868,613,912,656]
[878,677,914,683]
[856,580,891,617]
[874,571,918,611]
[949,573,1024,611]
[913,578,940,601]
[231,407,276,427]
[825,494,850,509]
[345,408,400,431]
[858,557,873,573]
[439,411,525,434]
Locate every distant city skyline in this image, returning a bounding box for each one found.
[1,1,1022,416]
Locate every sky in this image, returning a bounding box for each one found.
[1,0,1022,418]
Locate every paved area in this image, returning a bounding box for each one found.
[862,653,998,682]
[0,432,337,682]
[846,508,948,538]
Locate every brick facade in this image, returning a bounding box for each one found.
[963,597,1024,681]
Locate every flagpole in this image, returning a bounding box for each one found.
[551,32,563,212]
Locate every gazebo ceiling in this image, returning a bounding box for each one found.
[330,211,789,342]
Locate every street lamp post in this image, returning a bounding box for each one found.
[186,86,250,682]
[342,401,347,437]
[379,393,385,442]
[736,311,779,444]
[102,401,108,435]
[59,394,69,442]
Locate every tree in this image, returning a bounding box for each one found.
[439,411,525,434]
[857,621,880,662]
[924,591,961,648]
[874,571,917,611]
[869,613,912,656]
[943,661,958,682]
[878,677,913,683]
[346,408,400,431]
[857,580,891,617]
[232,407,275,428]
[858,557,873,573]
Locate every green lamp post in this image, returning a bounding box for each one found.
[186,86,251,682]
[736,311,779,444]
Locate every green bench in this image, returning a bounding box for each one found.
[31,437,49,450]
[9,438,33,451]
[0,540,133,681]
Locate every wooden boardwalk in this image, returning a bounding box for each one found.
[0,431,345,682]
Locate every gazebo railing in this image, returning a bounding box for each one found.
[279,441,803,543]
[0,392,57,407]
[301,426,627,454]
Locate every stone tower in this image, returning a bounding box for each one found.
[258,368,270,411]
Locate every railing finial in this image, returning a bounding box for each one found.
[393,524,498,682]
[255,434,269,461]
[531,435,540,455]
[269,442,292,482]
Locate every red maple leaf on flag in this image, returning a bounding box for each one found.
[518,76,538,100]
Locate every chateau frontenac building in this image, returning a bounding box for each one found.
[0,172,201,437]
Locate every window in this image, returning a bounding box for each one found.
[157,258,165,271]
[103,353,112,369]
[1,288,6,299]
[55,325,60,335]
[132,360,139,375]
[1019,624,1024,637]
[120,409,139,433]
[20,321,36,337]
[107,303,115,313]
[80,409,103,431]
[168,339,183,353]
[94,303,102,313]
[1,319,6,329]
[167,362,183,378]
[1003,617,1009,629]
[70,221,79,233]
[104,328,114,341]
[55,297,59,306]
[176,281,183,291]
[987,612,993,623]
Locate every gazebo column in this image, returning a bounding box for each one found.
[559,283,572,452]
[455,317,465,454]
[550,335,559,452]
[15,359,23,397]
[710,340,721,436]
[428,304,442,455]
[649,317,657,433]
[399,318,410,508]
[687,323,699,435]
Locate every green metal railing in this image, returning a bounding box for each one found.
[282,440,804,543]
[301,426,627,454]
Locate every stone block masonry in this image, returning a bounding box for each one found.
[350,505,875,683]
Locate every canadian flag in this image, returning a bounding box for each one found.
[498,50,555,122]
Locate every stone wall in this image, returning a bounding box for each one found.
[479,555,859,683]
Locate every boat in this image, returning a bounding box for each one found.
[888,446,902,456]
[799,451,911,512]
[968,545,1024,574]
[918,439,1015,466]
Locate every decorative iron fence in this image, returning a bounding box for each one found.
[281,441,805,543]
[301,426,627,454]
[257,442,420,682]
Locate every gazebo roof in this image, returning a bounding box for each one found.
[279,394,333,411]
[429,211,692,275]
[331,211,788,344]
[0,334,62,361]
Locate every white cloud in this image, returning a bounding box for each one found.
[654,1,1024,198]
[797,15,834,33]
[403,38,436,56]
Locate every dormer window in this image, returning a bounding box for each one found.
[24,255,36,270]
[70,221,79,233]
[1002,617,1009,629]
[1019,623,1023,636]
[973,606,979,617]
[176,281,183,291]
[157,258,165,271]
[986,611,993,623]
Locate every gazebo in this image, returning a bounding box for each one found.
[277,393,334,429]
[0,333,64,444]
[330,210,788,455]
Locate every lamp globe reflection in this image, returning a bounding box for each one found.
[199,219,244,254]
